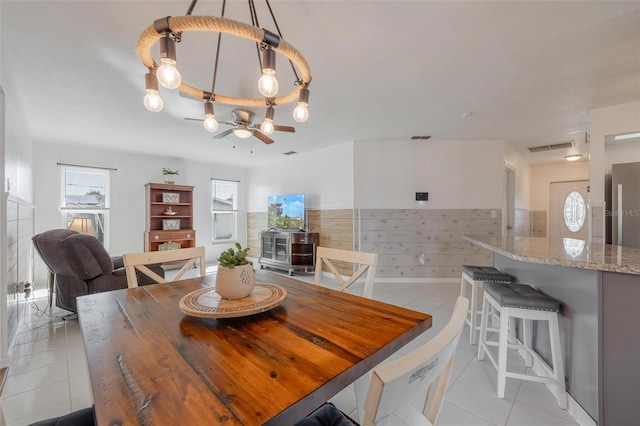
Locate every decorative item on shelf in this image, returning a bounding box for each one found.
[162,192,179,203]
[162,219,180,230]
[138,0,312,146]
[162,168,179,184]
[163,206,178,215]
[215,243,255,299]
[159,241,181,251]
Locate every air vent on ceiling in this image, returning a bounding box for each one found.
[283,151,297,156]
[527,141,574,153]
[410,136,432,140]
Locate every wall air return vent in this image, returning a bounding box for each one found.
[527,141,574,153]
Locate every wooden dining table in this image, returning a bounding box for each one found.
[76,269,432,425]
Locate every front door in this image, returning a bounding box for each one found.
[549,180,589,241]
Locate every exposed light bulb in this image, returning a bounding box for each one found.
[143,72,163,112]
[261,118,274,135]
[293,86,310,123]
[202,101,218,132]
[143,90,163,112]
[258,48,278,97]
[157,59,181,89]
[157,35,181,89]
[261,106,275,135]
[293,103,308,123]
[204,115,219,132]
[258,71,279,98]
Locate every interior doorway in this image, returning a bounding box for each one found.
[549,180,590,240]
[504,165,515,236]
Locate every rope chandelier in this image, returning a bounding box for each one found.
[137,0,312,141]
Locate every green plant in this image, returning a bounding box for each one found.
[162,168,180,176]
[217,242,249,268]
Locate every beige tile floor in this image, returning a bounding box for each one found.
[0,270,580,426]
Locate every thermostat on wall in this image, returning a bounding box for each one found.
[415,192,429,201]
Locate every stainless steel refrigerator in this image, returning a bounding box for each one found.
[608,162,640,248]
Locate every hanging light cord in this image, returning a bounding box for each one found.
[264,0,301,84]
[248,0,264,72]
[210,0,227,99]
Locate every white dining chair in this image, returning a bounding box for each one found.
[314,246,378,299]
[356,296,469,425]
[123,246,206,288]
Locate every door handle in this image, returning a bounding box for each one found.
[617,184,623,244]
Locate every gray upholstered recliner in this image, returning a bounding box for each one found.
[32,229,164,313]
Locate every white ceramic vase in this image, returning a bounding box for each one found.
[215,262,256,299]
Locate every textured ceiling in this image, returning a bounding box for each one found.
[2,1,639,167]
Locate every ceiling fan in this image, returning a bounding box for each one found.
[184,108,295,144]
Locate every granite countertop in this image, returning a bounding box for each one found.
[464,235,640,275]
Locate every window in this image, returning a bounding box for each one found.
[61,166,110,247]
[563,190,586,232]
[212,179,237,242]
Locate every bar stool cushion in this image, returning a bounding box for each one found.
[461,265,515,283]
[484,283,560,312]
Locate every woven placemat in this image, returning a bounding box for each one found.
[178,282,287,318]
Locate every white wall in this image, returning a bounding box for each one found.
[32,141,247,284]
[589,101,640,203]
[246,142,354,212]
[529,161,590,210]
[354,139,504,209]
[504,144,531,210]
[1,40,32,203]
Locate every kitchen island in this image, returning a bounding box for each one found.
[464,235,640,426]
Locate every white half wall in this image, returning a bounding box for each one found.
[354,139,504,209]
[246,142,354,212]
[32,141,247,285]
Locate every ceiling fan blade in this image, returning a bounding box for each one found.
[253,130,274,144]
[184,117,204,122]
[273,125,295,133]
[212,128,234,139]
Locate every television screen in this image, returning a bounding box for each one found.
[268,194,305,229]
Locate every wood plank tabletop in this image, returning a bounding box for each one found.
[77,269,431,425]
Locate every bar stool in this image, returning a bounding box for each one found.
[460,265,515,344]
[477,282,567,409]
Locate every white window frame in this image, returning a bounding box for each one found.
[60,165,111,249]
[211,179,238,244]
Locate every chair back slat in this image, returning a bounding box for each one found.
[123,247,206,288]
[362,296,469,425]
[314,247,378,298]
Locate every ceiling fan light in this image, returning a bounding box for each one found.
[234,126,253,139]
